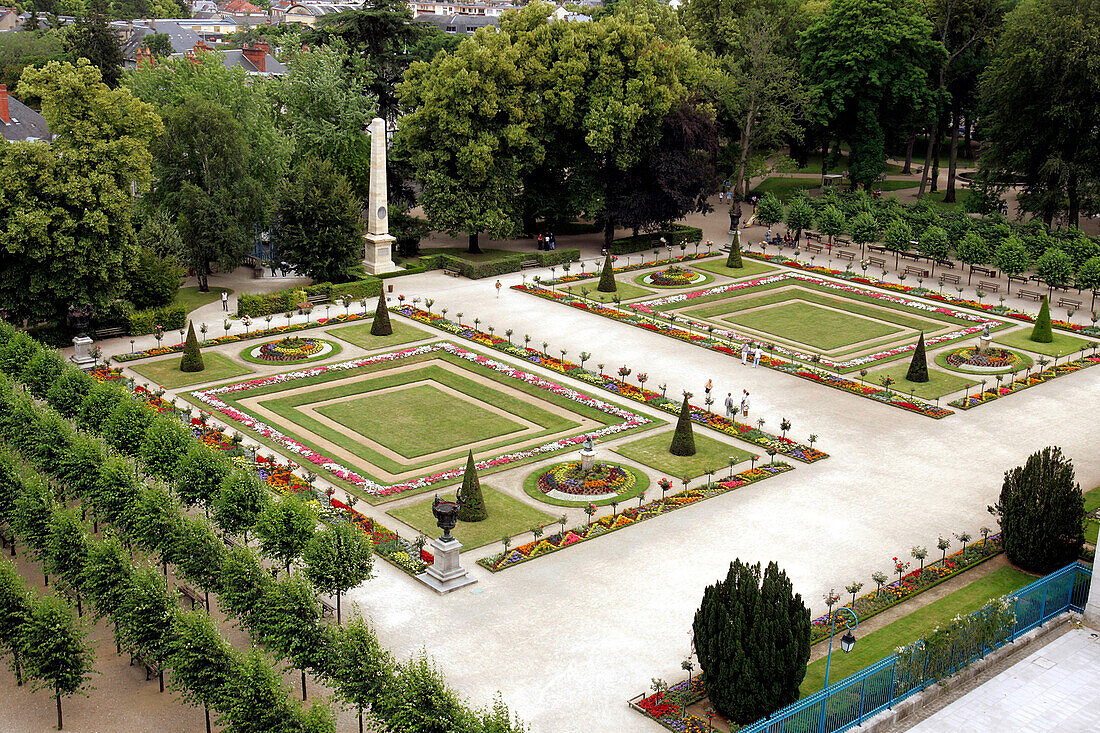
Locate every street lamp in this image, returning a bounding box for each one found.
[819,606,858,733]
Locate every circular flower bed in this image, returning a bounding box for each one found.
[526,460,648,506]
[936,345,1032,374]
[242,337,340,365]
[636,266,712,288]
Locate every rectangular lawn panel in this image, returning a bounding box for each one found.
[993,327,1093,358]
[799,565,1034,695]
[130,352,254,389]
[692,259,779,280]
[315,383,525,459]
[864,364,977,400]
[614,431,756,480]
[388,486,556,551]
[723,301,903,351]
[326,319,432,350]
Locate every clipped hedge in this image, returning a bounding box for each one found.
[610,224,703,255]
[237,277,382,317]
[417,248,579,279]
[127,304,187,335]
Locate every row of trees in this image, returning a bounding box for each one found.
[0,322,527,733]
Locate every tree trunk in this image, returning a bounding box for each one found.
[56,690,63,730]
[337,591,342,625]
[466,232,482,255]
[963,115,973,159]
[359,706,364,733]
[197,267,210,293]
[734,102,756,204]
[944,107,961,204]
[158,669,164,693]
[521,204,537,237]
[301,670,307,700]
[603,217,615,248]
[821,137,830,179]
[43,572,48,587]
[903,131,916,174]
[13,649,22,685]
[75,593,82,617]
[205,705,211,733]
[1068,173,1080,228]
[918,126,935,196]
[930,118,944,193]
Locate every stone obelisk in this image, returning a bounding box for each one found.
[363,117,398,275]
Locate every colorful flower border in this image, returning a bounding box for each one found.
[949,354,1100,409]
[541,252,714,286]
[478,463,793,572]
[509,286,954,419]
[190,342,654,498]
[394,306,828,460]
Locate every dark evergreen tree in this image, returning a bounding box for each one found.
[725,230,743,269]
[597,252,617,293]
[63,0,124,88]
[669,393,696,456]
[1030,296,1053,342]
[179,321,205,373]
[457,450,487,522]
[905,332,929,383]
[692,560,810,724]
[370,291,392,336]
[990,446,1084,573]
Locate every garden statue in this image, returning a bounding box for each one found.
[68,303,97,370]
[580,435,597,472]
[583,435,594,452]
[979,324,993,354]
[418,494,478,593]
[431,494,464,541]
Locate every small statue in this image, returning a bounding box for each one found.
[582,435,595,452]
[981,324,991,339]
[431,494,464,541]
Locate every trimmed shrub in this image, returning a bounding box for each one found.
[457,451,487,522]
[46,368,94,418]
[21,349,65,399]
[76,382,128,434]
[905,333,929,383]
[237,278,383,317]
[726,231,743,268]
[179,322,204,373]
[0,330,41,376]
[102,398,156,456]
[597,253,617,293]
[370,292,392,336]
[669,394,696,456]
[609,224,703,255]
[416,249,580,280]
[1030,297,1053,343]
[127,304,187,336]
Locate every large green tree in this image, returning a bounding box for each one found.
[303,519,373,625]
[19,593,95,729]
[63,0,123,88]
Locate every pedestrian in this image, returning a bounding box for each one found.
[495,279,502,297]
[221,290,229,311]
[724,391,735,418]
[537,233,544,251]
[741,341,750,366]
[765,229,772,244]
[549,233,556,250]
[741,390,750,419]
[704,379,713,397]
[753,344,763,367]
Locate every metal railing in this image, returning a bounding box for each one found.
[740,561,1092,733]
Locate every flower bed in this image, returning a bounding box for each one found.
[536,460,637,497]
[478,463,792,571]
[949,354,1100,409]
[810,536,1004,643]
[395,306,829,460]
[540,252,713,286]
[743,251,1100,338]
[939,345,1030,373]
[241,336,340,365]
[638,266,710,288]
[631,676,710,733]
[508,286,953,419]
[191,342,654,498]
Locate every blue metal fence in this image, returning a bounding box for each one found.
[740,561,1093,733]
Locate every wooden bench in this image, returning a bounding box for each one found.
[519,259,540,270]
[319,597,336,618]
[1008,275,1029,289]
[939,273,961,285]
[868,257,886,269]
[93,326,125,340]
[805,243,824,254]
[442,266,461,278]
[1018,289,1044,301]
[903,265,929,278]
[936,260,955,270]
[130,653,160,681]
[978,281,1000,293]
[835,237,852,246]
[176,584,206,611]
[971,266,998,278]
[804,231,822,242]
[1058,297,1082,309]
[836,250,856,262]
[306,293,329,306]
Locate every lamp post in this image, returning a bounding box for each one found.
[819,606,858,733]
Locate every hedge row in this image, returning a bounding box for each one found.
[418,248,579,279]
[126,305,187,335]
[610,224,703,255]
[237,277,383,317]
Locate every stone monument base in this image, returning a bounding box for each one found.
[416,537,477,594]
[363,233,399,275]
[978,335,992,354]
[71,335,96,371]
[579,448,596,473]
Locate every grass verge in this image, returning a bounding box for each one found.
[993,328,1093,358]
[130,352,253,389]
[614,432,756,480]
[326,319,433,350]
[865,363,977,400]
[387,486,556,551]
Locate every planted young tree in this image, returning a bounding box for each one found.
[219,544,276,624]
[692,559,810,724]
[12,472,56,584]
[213,471,271,544]
[785,196,813,242]
[669,393,697,456]
[255,572,325,701]
[918,225,950,263]
[1030,297,1054,343]
[19,593,95,730]
[169,516,225,610]
[883,219,913,261]
[256,493,319,573]
[117,564,176,692]
[222,647,314,732]
[167,610,239,733]
[382,653,470,732]
[989,446,1084,573]
[90,457,141,532]
[905,332,929,383]
[848,212,880,251]
[304,519,374,624]
[130,485,182,573]
[179,321,205,372]
[21,349,65,400]
[456,451,487,522]
[76,382,127,434]
[332,616,396,733]
[45,369,94,419]
[45,507,90,616]
[0,556,33,686]
[139,415,193,481]
[754,193,784,229]
[597,252,617,293]
[816,205,846,245]
[83,531,132,652]
[174,443,232,512]
[370,291,392,336]
[102,398,156,456]
[725,230,743,268]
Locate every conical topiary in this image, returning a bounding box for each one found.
[179,321,205,372]
[597,252,617,293]
[370,291,392,336]
[726,230,743,268]
[1030,296,1053,343]
[669,393,696,456]
[905,332,928,383]
[457,451,487,522]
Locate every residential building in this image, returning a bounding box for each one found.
[413,12,499,34]
[408,0,516,17]
[0,85,51,143]
[283,3,360,26]
[0,7,19,30]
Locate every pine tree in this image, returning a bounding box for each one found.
[597,252,617,293]
[457,451,487,522]
[179,321,205,372]
[370,291,392,336]
[669,394,696,456]
[905,332,929,383]
[725,230,743,268]
[1030,296,1053,343]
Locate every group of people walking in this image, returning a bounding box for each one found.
[699,344,761,422]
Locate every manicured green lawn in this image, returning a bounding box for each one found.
[562,280,653,301]
[326,319,432,350]
[692,259,779,280]
[316,384,525,459]
[614,432,755,480]
[419,246,529,263]
[1086,520,1098,545]
[875,180,920,192]
[175,286,231,315]
[919,189,968,212]
[750,177,819,201]
[993,328,1093,358]
[388,486,557,550]
[725,302,902,350]
[1082,485,1100,514]
[865,363,977,400]
[800,565,1034,695]
[130,352,253,389]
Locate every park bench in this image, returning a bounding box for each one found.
[935,260,955,270]
[176,583,206,611]
[836,250,856,262]
[1008,275,1029,289]
[901,252,923,262]
[442,265,461,278]
[805,243,824,254]
[223,535,240,549]
[835,236,852,246]
[306,293,329,306]
[1018,289,1044,301]
[978,281,1000,293]
[939,273,961,285]
[130,653,160,681]
[93,326,125,340]
[319,596,336,618]
[971,265,998,278]
[903,265,929,278]
[1058,297,1082,310]
[805,231,822,242]
[868,257,886,269]
[520,259,540,270]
